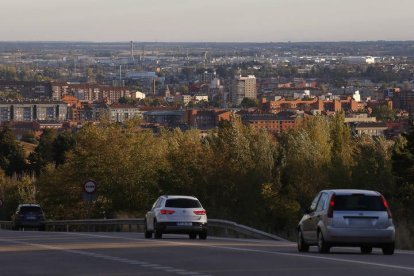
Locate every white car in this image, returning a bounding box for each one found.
[145,195,208,239]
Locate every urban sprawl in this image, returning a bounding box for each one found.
[1,41,414,138]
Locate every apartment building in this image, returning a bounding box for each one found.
[109,103,143,123]
[0,80,53,99]
[51,82,132,103]
[0,100,67,123]
[231,75,256,106]
[240,111,302,134]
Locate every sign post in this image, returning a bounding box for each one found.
[82,180,97,202]
[82,180,97,219]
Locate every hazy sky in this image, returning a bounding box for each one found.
[1,0,414,42]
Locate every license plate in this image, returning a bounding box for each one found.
[176,222,192,226]
[27,216,36,220]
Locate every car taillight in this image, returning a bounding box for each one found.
[327,194,335,218]
[193,210,206,215]
[160,209,175,215]
[381,196,392,219]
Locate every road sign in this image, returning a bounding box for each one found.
[83,180,97,194]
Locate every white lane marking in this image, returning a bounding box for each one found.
[0,237,209,276]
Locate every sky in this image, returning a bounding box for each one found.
[1,0,414,42]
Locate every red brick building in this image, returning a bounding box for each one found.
[183,109,233,130]
[240,111,303,133]
[262,97,362,113]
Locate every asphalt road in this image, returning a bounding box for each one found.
[0,230,413,275]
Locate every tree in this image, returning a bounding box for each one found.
[52,131,76,167]
[278,116,332,208]
[240,97,258,108]
[329,113,353,187]
[0,126,26,176]
[28,129,58,175]
[372,105,397,122]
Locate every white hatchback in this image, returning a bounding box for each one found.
[145,195,208,239]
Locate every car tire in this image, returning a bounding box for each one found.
[199,231,207,240]
[154,220,162,239]
[360,246,372,254]
[297,230,309,252]
[144,220,153,239]
[189,233,197,239]
[382,243,395,255]
[317,231,330,254]
[145,231,153,239]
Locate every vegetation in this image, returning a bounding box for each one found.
[0,116,413,248]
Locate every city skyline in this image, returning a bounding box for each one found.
[1,0,414,42]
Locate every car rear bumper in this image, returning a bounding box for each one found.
[156,222,207,234]
[325,226,395,245]
[15,220,45,228]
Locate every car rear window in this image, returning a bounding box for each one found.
[334,195,386,211]
[20,207,43,213]
[165,199,201,208]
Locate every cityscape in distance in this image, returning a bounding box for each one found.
[1,1,414,274]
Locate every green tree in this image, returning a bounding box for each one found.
[0,126,27,176]
[240,97,258,108]
[28,129,58,175]
[52,131,76,167]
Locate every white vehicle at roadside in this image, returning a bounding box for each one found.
[145,195,208,239]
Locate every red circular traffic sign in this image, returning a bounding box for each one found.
[83,180,97,193]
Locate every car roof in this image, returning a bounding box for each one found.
[322,189,380,196]
[161,195,199,200]
[18,203,41,207]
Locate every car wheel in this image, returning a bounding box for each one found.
[317,231,330,254]
[199,231,207,240]
[382,243,395,255]
[189,233,197,239]
[297,230,309,252]
[154,220,162,239]
[360,246,372,254]
[144,220,153,239]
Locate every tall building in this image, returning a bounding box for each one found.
[231,75,256,106]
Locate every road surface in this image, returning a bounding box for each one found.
[0,230,413,275]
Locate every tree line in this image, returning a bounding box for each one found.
[0,115,413,248]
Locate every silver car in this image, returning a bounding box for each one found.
[145,195,208,239]
[297,189,395,255]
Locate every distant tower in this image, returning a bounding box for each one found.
[141,45,145,61]
[165,85,171,97]
[203,51,208,64]
[130,41,134,62]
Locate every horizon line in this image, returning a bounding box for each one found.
[1,40,414,44]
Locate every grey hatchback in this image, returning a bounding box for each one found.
[297,189,395,255]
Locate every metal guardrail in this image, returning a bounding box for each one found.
[0,221,13,230]
[0,218,286,241]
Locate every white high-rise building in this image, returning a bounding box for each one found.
[231,75,256,106]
